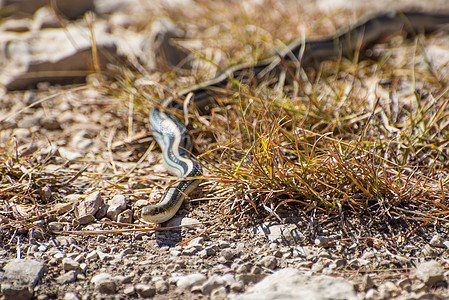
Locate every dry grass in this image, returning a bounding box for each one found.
[1,1,449,244]
[123,2,449,234]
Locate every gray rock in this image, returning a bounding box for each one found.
[258,256,277,270]
[75,191,102,224]
[40,116,61,130]
[117,209,133,223]
[155,280,169,293]
[415,260,444,285]
[211,286,228,300]
[201,275,225,294]
[48,222,63,232]
[429,234,444,247]
[107,195,127,220]
[63,292,80,300]
[251,222,304,243]
[135,284,155,297]
[220,249,235,261]
[1,21,116,90]
[175,273,207,290]
[57,270,77,284]
[1,259,45,300]
[62,258,80,271]
[64,292,79,300]
[231,268,356,300]
[123,286,135,296]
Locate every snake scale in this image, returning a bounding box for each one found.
[142,10,449,223]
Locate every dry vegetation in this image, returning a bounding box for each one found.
[1,0,449,246]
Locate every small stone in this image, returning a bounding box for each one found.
[415,260,444,285]
[201,276,225,294]
[96,279,116,294]
[135,284,155,297]
[315,236,331,247]
[40,116,61,130]
[170,249,182,256]
[360,274,374,291]
[175,273,207,290]
[57,270,78,284]
[155,280,169,293]
[117,209,133,223]
[258,255,278,270]
[75,191,102,225]
[365,288,379,300]
[429,234,444,247]
[63,292,80,300]
[123,286,135,296]
[218,240,230,248]
[107,195,127,221]
[211,286,227,300]
[62,258,80,271]
[377,281,399,299]
[220,249,235,261]
[48,222,63,232]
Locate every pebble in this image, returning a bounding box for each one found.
[201,275,226,294]
[57,270,78,284]
[107,195,127,220]
[258,255,278,270]
[155,280,169,293]
[415,260,444,285]
[63,292,80,300]
[123,286,136,296]
[62,258,80,271]
[175,273,207,290]
[117,209,133,223]
[75,191,102,225]
[220,248,235,261]
[135,284,155,297]
[429,234,444,247]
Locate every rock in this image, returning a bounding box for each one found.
[429,234,444,247]
[220,249,235,261]
[135,284,155,297]
[107,195,127,220]
[57,271,77,284]
[117,209,133,223]
[415,260,444,285]
[155,280,169,293]
[48,222,63,232]
[62,258,80,271]
[63,292,80,300]
[75,191,102,224]
[201,276,225,294]
[58,148,83,161]
[40,116,61,130]
[257,256,278,270]
[123,286,135,296]
[211,286,228,300]
[175,273,207,291]
[360,274,374,291]
[250,222,304,243]
[1,259,45,300]
[1,21,117,90]
[230,268,357,300]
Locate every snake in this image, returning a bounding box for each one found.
[141,10,449,223]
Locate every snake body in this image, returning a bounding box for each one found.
[142,10,449,223]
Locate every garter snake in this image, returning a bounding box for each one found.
[141,10,449,223]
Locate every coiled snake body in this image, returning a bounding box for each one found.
[142,10,449,223]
